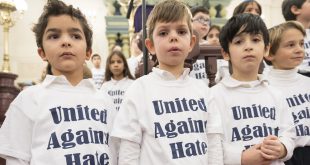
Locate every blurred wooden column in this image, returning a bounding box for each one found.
[0,72,19,125]
[0,72,19,165]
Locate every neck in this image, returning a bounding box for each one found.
[296,17,310,29]
[113,74,124,81]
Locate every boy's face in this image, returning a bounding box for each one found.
[92,56,101,68]
[145,19,196,72]
[266,28,305,70]
[38,15,91,76]
[223,32,268,79]
[192,12,210,42]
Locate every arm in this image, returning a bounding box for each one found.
[0,104,33,162]
[208,133,223,165]
[118,140,140,165]
[5,157,29,165]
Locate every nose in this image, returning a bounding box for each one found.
[61,35,72,47]
[296,44,305,54]
[244,40,253,52]
[169,31,178,43]
[250,11,258,15]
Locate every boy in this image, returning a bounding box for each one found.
[265,21,310,165]
[91,53,105,89]
[0,1,116,164]
[282,0,310,77]
[111,0,223,164]
[189,6,211,85]
[210,13,295,165]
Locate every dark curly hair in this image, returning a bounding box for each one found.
[32,0,92,51]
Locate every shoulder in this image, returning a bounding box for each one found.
[101,81,111,88]
[14,84,44,101]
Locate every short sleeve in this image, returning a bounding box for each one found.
[207,93,223,134]
[0,103,33,161]
[111,82,143,144]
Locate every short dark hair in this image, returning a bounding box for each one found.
[233,0,262,16]
[104,51,134,81]
[219,13,269,54]
[32,0,92,51]
[190,6,209,17]
[91,54,101,60]
[282,0,306,21]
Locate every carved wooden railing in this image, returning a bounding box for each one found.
[199,45,223,87]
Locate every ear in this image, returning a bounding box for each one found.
[264,53,274,63]
[264,45,270,58]
[38,47,48,61]
[188,34,197,52]
[85,49,92,61]
[291,5,301,16]
[145,38,155,55]
[221,48,230,61]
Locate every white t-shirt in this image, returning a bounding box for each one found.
[127,54,142,78]
[267,68,310,147]
[0,75,116,165]
[189,59,209,85]
[91,67,105,89]
[190,59,229,86]
[215,59,229,83]
[299,29,310,73]
[209,76,295,165]
[111,67,222,165]
[100,77,134,111]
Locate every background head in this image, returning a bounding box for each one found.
[190,6,210,18]
[233,0,262,16]
[207,25,221,46]
[265,21,305,66]
[91,53,101,67]
[219,13,269,54]
[104,50,134,81]
[146,0,193,42]
[190,6,210,41]
[130,32,143,57]
[91,53,101,61]
[32,0,93,52]
[282,0,307,21]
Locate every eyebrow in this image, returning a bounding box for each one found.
[45,27,83,34]
[157,24,188,29]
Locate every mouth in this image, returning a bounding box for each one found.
[243,55,256,60]
[291,56,304,60]
[168,47,181,52]
[60,52,74,57]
